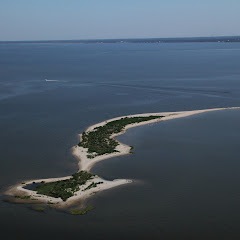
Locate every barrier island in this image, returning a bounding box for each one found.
[4,107,240,212]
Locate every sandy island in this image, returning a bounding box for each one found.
[5,107,240,208]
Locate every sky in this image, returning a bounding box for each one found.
[0,0,240,41]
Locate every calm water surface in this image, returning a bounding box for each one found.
[1,42,240,239]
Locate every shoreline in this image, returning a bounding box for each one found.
[5,107,240,208]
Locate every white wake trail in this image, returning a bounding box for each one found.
[45,79,61,82]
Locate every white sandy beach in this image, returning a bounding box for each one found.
[5,107,240,208]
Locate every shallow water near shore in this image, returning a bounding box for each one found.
[1,42,240,239]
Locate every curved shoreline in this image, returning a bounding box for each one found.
[5,107,240,208]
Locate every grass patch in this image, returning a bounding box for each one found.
[83,182,103,191]
[33,206,45,212]
[78,116,163,158]
[15,195,31,200]
[70,206,94,215]
[34,171,95,201]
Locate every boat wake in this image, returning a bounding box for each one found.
[45,79,61,82]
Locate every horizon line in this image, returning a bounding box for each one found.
[1,35,240,43]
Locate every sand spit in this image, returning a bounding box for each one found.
[72,107,240,171]
[5,107,240,208]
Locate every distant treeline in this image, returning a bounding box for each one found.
[1,36,240,44]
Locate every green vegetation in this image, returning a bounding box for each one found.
[34,171,95,201]
[22,195,31,199]
[70,206,94,215]
[33,206,45,212]
[130,145,135,154]
[83,181,103,191]
[78,116,163,158]
[15,195,31,200]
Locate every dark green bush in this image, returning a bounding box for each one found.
[78,116,163,158]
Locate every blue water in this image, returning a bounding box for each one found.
[1,42,240,239]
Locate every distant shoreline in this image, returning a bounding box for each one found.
[5,107,240,209]
[1,36,240,44]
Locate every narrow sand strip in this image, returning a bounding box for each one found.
[5,107,240,208]
[72,107,240,171]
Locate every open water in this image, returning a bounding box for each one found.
[1,42,240,239]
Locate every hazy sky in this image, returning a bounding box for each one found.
[0,0,239,41]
